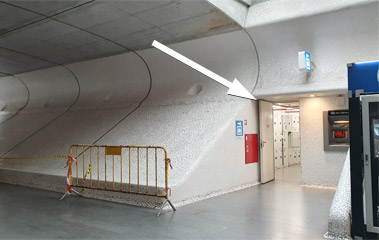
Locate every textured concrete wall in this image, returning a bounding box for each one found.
[247,2,378,98]
[324,149,351,239]
[172,101,259,204]
[0,30,259,203]
[300,96,348,187]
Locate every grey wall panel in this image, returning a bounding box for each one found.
[0,75,28,112]
[0,111,66,156]
[18,67,79,111]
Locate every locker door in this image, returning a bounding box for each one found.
[245,134,258,164]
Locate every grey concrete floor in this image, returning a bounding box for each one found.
[0,165,335,239]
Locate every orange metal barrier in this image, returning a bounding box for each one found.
[60,144,176,216]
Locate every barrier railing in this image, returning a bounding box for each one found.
[60,144,176,216]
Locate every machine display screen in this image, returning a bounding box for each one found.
[370,111,379,228]
[373,120,379,158]
[325,110,350,148]
[334,130,347,139]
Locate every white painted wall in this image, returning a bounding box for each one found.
[243,2,377,187]
[0,30,259,203]
[247,2,378,98]
[300,95,348,187]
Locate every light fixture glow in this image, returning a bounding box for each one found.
[334,120,349,124]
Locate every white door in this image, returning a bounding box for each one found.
[259,100,275,183]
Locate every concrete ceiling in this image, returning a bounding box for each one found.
[0,0,241,75]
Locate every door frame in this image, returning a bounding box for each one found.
[259,100,275,183]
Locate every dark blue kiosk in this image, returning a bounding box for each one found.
[348,60,379,239]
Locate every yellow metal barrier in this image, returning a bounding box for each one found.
[60,144,176,216]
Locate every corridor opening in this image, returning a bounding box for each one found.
[273,103,301,179]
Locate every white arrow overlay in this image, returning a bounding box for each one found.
[152,40,256,100]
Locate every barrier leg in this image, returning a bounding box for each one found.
[157,199,176,217]
[60,189,83,201]
[167,199,176,211]
[72,189,83,197]
[60,191,70,201]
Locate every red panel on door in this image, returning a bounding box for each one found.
[245,134,258,164]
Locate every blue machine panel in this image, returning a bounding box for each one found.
[348,61,379,94]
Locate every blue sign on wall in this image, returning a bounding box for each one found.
[236,120,243,137]
[348,61,379,94]
[305,52,311,72]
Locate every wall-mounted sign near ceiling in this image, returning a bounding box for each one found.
[298,51,311,72]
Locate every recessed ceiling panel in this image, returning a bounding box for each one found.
[40,40,125,65]
[0,2,41,34]
[42,30,104,49]
[136,1,214,26]
[11,30,104,58]
[54,2,129,29]
[161,11,236,39]
[106,0,174,15]
[114,27,173,50]
[0,48,54,74]
[0,1,240,75]
[4,1,88,15]
[11,41,68,59]
[0,19,77,46]
[86,14,153,40]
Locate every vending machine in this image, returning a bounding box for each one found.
[361,94,379,234]
[348,60,379,239]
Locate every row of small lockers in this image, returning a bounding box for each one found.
[274,113,300,132]
[275,147,301,168]
[274,131,300,149]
